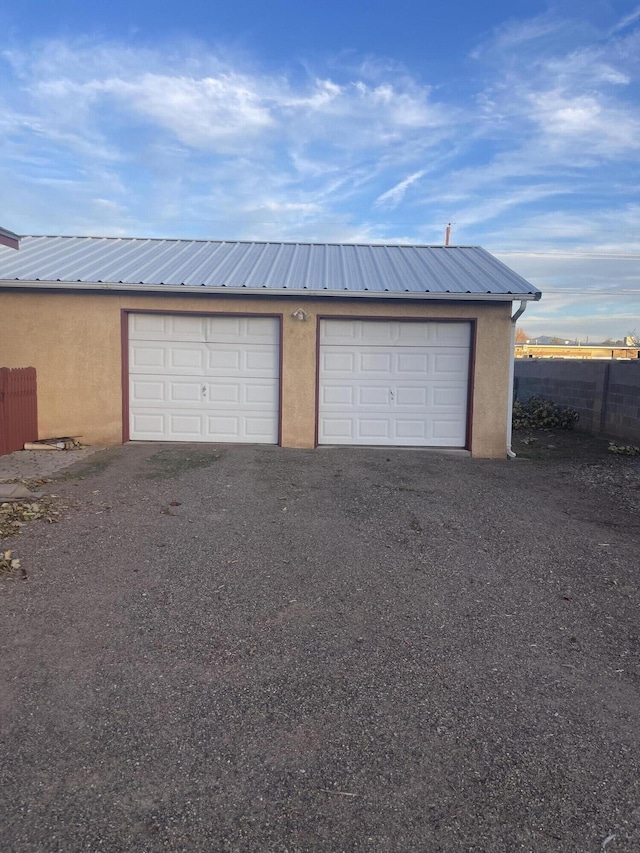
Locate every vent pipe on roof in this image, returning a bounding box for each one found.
[445,223,451,246]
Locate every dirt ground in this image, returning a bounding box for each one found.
[0,433,639,852]
[512,427,640,516]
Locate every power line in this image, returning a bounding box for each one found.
[497,250,640,259]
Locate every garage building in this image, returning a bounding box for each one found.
[0,235,541,458]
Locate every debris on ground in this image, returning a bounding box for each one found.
[23,437,82,451]
[512,396,579,430]
[0,549,24,579]
[0,483,44,500]
[608,442,640,456]
[0,494,63,578]
[0,498,62,541]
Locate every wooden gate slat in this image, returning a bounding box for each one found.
[0,367,38,455]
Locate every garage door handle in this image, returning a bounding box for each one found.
[390,389,395,400]
[202,385,207,397]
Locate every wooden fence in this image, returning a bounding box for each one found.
[0,367,38,456]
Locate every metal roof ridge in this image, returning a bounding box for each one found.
[21,234,484,250]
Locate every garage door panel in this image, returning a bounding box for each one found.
[321,320,470,347]
[172,316,206,339]
[321,399,466,417]
[205,316,243,341]
[244,382,278,404]
[170,382,203,403]
[129,314,172,338]
[320,380,467,413]
[396,353,429,373]
[395,386,428,406]
[205,346,278,376]
[130,412,165,437]
[322,351,356,374]
[433,386,468,408]
[322,346,467,382]
[130,379,166,402]
[321,319,360,344]
[130,408,278,442]
[206,415,239,438]
[361,353,392,373]
[208,380,277,408]
[318,412,465,446]
[318,417,353,438]
[204,316,277,343]
[130,314,205,341]
[245,416,279,438]
[359,386,390,406]
[361,324,396,344]
[245,317,279,340]
[207,383,240,404]
[171,414,204,437]
[358,419,392,439]
[245,348,279,372]
[433,353,469,377]
[321,385,355,405]
[131,342,201,374]
[433,324,471,346]
[129,315,279,344]
[318,319,470,447]
[395,419,428,439]
[206,414,277,442]
[131,314,165,334]
[133,377,279,410]
[129,314,279,443]
[432,419,467,441]
[171,347,205,370]
[131,345,167,369]
[207,348,242,371]
[132,411,206,441]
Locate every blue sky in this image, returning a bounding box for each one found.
[1,0,639,340]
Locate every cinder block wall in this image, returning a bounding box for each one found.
[514,360,640,443]
[606,362,640,442]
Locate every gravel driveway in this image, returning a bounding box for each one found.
[1,439,639,852]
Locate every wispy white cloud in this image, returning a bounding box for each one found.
[470,15,564,59]
[609,5,640,35]
[527,89,640,154]
[374,170,426,209]
[0,37,462,242]
[487,204,640,254]
[440,186,572,230]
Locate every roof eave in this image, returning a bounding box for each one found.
[0,279,542,301]
[0,227,21,250]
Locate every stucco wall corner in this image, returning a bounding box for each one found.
[469,304,512,459]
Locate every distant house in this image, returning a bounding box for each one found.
[515,343,639,360]
[0,234,541,458]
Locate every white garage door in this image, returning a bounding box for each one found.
[318,319,471,447]
[128,314,280,443]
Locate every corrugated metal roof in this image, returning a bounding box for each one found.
[0,235,541,299]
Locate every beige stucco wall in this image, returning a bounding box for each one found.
[0,289,513,457]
